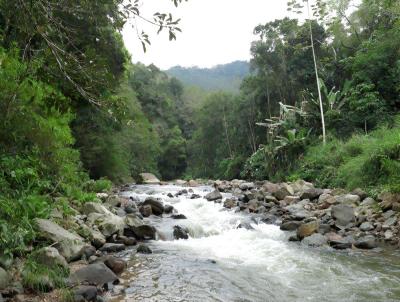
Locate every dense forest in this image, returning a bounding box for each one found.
[0,0,399,298]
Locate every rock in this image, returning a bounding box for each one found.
[354,235,377,249]
[383,216,397,229]
[78,224,106,249]
[283,196,300,205]
[142,197,165,216]
[336,194,360,205]
[331,204,355,227]
[99,243,126,253]
[392,202,400,212]
[318,193,333,204]
[70,263,119,286]
[361,197,376,207]
[140,204,153,217]
[35,218,86,262]
[384,230,394,240]
[104,257,126,275]
[288,235,300,242]
[139,173,160,184]
[237,222,255,230]
[125,225,157,240]
[318,224,331,235]
[262,182,280,194]
[188,180,199,187]
[81,202,110,216]
[378,192,400,211]
[302,233,327,247]
[175,179,187,186]
[73,285,98,302]
[351,188,368,200]
[205,190,223,201]
[164,205,174,214]
[224,199,237,209]
[280,221,301,231]
[171,214,187,220]
[137,244,152,254]
[360,221,374,231]
[0,267,10,290]
[327,233,353,250]
[289,179,314,194]
[272,186,291,201]
[297,220,319,239]
[83,246,96,259]
[300,188,324,200]
[173,226,189,240]
[93,213,126,238]
[35,247,68,269]
[239,182,255,190]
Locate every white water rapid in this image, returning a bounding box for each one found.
[113,184,400,302]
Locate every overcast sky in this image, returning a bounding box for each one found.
[122,0,291,69]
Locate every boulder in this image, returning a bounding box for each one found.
[99,243,126,253]
[205,190,223,201]
[262,182,280,194]
[361,197,376,207]
[354,235,377,249]
[273,186,292,201]
[351,188,368,200]
[125,225,157,240]
[78,224,106,249]
[280,221,301,231]
[239,182,255,190]
[164,205,174,214]
[0,267,10,290]
[327,233,353,250]
[139,173,160,184]
[35,219,86,262]
[173,226,189,240]
[35,247,68,269]
[224,199,237,209]
[378,192,400,211]
[289,180,314,194]
[140,204,153,217]
[302,233,327,247]
[300,188,324,200]
[81,202,110,216]
[70,263,119,286]
[336,194,360,205]
[171,214,187,220]
[137,244,152,254]
[73,285,98,302]
[383,216,397,229]
[104,257,126,275]
[331,204,355,227]
[188,180,200,187]
[297,220,319,239]
[142,198,164,216]
[89,213,126,238]
[359,221,374,232]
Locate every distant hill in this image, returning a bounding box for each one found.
[165,61,250,93]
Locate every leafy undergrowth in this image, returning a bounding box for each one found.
[293,119,400,195]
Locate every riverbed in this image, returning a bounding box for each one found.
[112,184,400,302]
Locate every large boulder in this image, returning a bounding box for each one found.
[142,198,164,216]
[205,190,222,201]
[173,226,189,240]
[272,185,292,201]
[70,263,118,286]
[124,215,157,240]
[73,285,98,302]
[297,220,319,239]
[354,235,377,249]
[302,233,327,247]
[331,204,355,227]
[78,225,106,249]
[139,173,160,184]
[35,219,86,262]
[35,247,68,269]
[336,194,360,206]
[300,188,324,200]
[81,202,110,216]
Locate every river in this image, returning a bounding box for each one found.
[111,184,400,302]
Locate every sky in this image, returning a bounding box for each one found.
[122,0,290,69]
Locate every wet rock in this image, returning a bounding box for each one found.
[126,225,157,240]
[137,244,152,254]
[331,204,355,227]
[167,193,174,198]
[224,198,237,209]
[140,204,153,217]
[104,257,126,275]
[173,226,189,240]
[83,246,96,259]
[300,188,324,200]
[190,194,201,199]
[35,218,86,262]
[360,221,374,231]
[71,263,118,287]
[142,198,164,216]
[327,233,352,250]
[99,243,126,253]
[318,224,331,235]
[0,267,10,290]
[302,233,327,247]
[280,221,301,231]
[354,235,377,249]
[237,222,254,230]
[297,220,319,239]
[73,285,98,302]
[171,214,187,220]
[205,190,223,201]
[139,173,160,184]
[288,235,300,242]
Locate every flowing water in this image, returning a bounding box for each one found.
[112,184,400,302]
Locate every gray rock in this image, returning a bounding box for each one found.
[302,233,327,247]
[73,285,97,302]
[318,224,331,235]
[280,221,301,231]
[383,216,397,228]
[361,197,376,207]
[139,173,160,184]
[82,202,110,216]
[351,188,368,200]
[224,199,237,209]
[171,214,187,219]
[137,244,152,254]
[99,243,126,253]
[125,225,157,240]
[142,198,164,216]
[205,190,223,201]
[272,186,291,200]
[331,204,355,226]
[336,194,360,205]
[140,204,153,217]
[384,230,394,240]
[239,182,255,190]
[35,247,68,269]
[354,235,377,249]
[173,225,189,240]
[360,221,374,231]
[300,188,324,200]
[35,218,86,262]
[71,263,118,286]
[0,267,10,290]
[297,220,319,239]
[104,257,126,275]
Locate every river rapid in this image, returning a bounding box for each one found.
[112,184,400,302]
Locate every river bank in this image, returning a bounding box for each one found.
[1,177,400,302]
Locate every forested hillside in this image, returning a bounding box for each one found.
[166,61,250,92]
